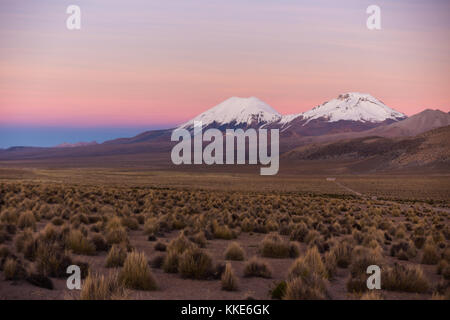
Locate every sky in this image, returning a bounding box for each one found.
[0,0,449,147]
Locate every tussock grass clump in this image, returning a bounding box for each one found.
[324,251,337,279]
[106,244,127,268]
[17,211,36,230]
[421,244,440,265]
[0,245,11,261]
[80,272,126,300]
[0,209,18,224]
[225,242,245,261]
[15,229,35,256]
[121,217,139,231]
[290,222,308,242]
[90,233,109,252]
[243,257,272,278]
[221,263,238,291]
[178,248,213,280]
[288,246,328,280]
[35,243,74,278]
[4,258,27,280]
[383,264,429,293]
[390,241,417,260]
[283,274,328,300]
[119,251,157,291]
[330,242,353,268]
[212,222,236,240]
[163,250,180,273]
[437,260,450,280]
[40,223,61,242]
[349,246,384,277]
[346,245,384,293]
[65,229,96,255]
[162,233,196,274]
[105,217,128,245]
[143,217,159,236]
[167,233,195,254]
[190,231,207,248]
[260,233,299,258]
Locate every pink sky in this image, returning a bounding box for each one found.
[1,0,449,127]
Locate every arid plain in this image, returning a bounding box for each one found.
[0,163,448,300]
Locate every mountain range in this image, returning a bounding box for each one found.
[1,92,449,173]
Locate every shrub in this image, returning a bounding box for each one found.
[4,258,27,280]
[349,246,383,278]
[324,251,337,279]
[105,225,128,245]
[167,233,195,254]
[221,263,238,291]
[283,274,328,300]
[143,217,159,235]
[65,229,96,255]
[0,209,18,224]
[243,257,272,278]
[290,222,308,242]
[4,258,17,279]
[119,251,157,291]
[330,242,352,268]
[0,245,11,259]
[190,232,207,248]
[162,250,180,273]
[383,264,429,293]
[121,217,139,231]
[40,223,61,242]
[421,244,440,265]
[105,217,128,245]
[91,233,109,252]
[80,272,126,300]
[36,243,74,278]
[213,222,236,240]
[15,230,36,258]
[437,260,450,280]
[288,247,328,280]
[260,233,299,258]
[178,248,213,280]
[106,244,127,268]
[17,211,36,230]
[346,274,368,293]
[225,242,245,261]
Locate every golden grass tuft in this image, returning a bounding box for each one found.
[79,272,126,300]
[243,257,272,278]
[221,263,238,291]
[224,242,245,261]
[105,244,127,268]
[178,248,213,279]
[119,251,157,291]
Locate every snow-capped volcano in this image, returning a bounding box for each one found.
[176,93,407,135]
[301,93,406,124]
[178,97,281,130]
